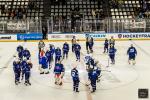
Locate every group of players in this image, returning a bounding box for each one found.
[12,35,137,93]
[37,36,100,93]
[37,37,82,86]
[37,36,102,93]
[103,36,137,65]
[13,45,32,86]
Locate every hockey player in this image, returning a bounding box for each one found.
[88,37,94,53]
[86,36,90,52]
[72,36,77,52]
[74,43,81,61]
[54,61,65,85]
[49,44,55,61]
[88,68,97,93]
[45,49,52,69]
[84,52,92,70]
[38,48,45,71]
[13,58,21,85]
[109,45,117,64]
[62,42,69,59]
[71,65,80,92]
[23,60,32,86]
[109,36,115,47]
[17,45,24,60]
[38,40,45,53]
[127,44,137,65]
[55,47,62,63]
[23,48,31,60]
[40,55,49,74]
[103,38,109,53]
[86,36,94,53]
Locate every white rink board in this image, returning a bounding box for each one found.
[48,33,150,41]
[48,34,85,40]
[0,34,17,40]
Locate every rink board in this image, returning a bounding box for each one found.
[0,32,150,42]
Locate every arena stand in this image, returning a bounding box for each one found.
[0,0,150,35]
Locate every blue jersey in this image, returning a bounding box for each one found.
[63,43,69,52]
[21,60,28,71]
[13,61,21,72]
[104,40,109,47]
[88,70,97,80]
[50,46,55,56]
[109,47,117,55]
[18,52,23,59]
[23,50,31,58]
[41,56,48,68]
[55,49,61,57]
[127,47,137,57]
[74,44,81,52]
[54,63,64,74]
[22,61,31,73]
[45,50,52,59]
[95,67,101,76]
[25,63,31,72]
[71,68,79,80]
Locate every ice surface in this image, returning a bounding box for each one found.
[0,40,150,100]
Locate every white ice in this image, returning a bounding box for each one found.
[0,40,150,100]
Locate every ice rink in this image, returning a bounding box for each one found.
[0,40,150,100]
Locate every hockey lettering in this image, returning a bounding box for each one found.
[88,34,106,38]
[0,36,11,40]
[51,35,61,38]
[65,35,74,38]
[119,33,150,38]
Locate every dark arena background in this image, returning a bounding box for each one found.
[0,0,150,100]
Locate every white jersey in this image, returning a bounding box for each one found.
[84,53,92,63]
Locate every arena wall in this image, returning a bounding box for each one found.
[0,33,150,42]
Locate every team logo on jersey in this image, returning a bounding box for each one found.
[118,34,122,38]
